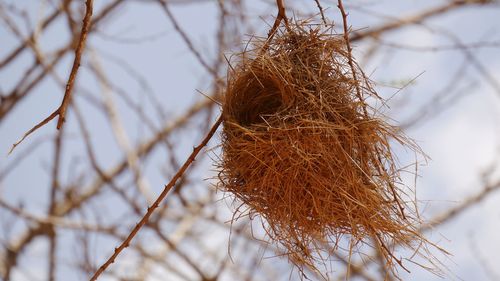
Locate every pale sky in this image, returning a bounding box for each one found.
[1,1,500,280]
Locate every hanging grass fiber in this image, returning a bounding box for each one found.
[218,22,440,277]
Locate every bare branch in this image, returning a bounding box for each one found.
[8,109,59,154]
[423,180,500,230]
[350,0,494,42]
[313,0,327,25]
[55,0,93,129]
[157,0,217,76]
[89,115,222,281]
[268,0,289,39]
[8,0,94,154]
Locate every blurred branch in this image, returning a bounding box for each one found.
[314,0,327,25]
[9,0,94,154]
[0,1,65,69]
[2,1,500,280]
[437,27,500,97]
[423,179,500,230]
[0,97,215,280]
[0,198,116,232]
[468,232,500,281]
[89,53,154,204]
[351,0,494,42]
[90,115,222,280]
[334,252,378,281]
[0,0,125,124]
[57,98,214,216]
[338,0,364,105]
[157,0,217,76]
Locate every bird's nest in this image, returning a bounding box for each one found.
[218,23,442,277]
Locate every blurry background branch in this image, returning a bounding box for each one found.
[1,0,500,280]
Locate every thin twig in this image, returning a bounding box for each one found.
[374,233,410,274]
[0,198,116,232]
[350,0,492,42]
[422,180,500,231]
[56,0,93,129]
[1,0,123,123]
[157,0,217,76]
[8,0,93,154]
[8,110,60,154]
[313,0,327,25]
[337,0,361,103]
[0,1,64,69]
[89,115,222,281]
[260,0,290,54]
[89,53,154,203]
[338,0,408,220]
[268,0,289,39]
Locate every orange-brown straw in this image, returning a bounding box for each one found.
[219,22,443,278]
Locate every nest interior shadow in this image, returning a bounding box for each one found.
[219,23,440,276]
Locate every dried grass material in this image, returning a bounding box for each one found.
[219,24,438,276]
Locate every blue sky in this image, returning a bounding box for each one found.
[1,0,500,280]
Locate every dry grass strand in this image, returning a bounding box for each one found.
[219,22,443,278]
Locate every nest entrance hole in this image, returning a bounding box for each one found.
[226,70,293,127]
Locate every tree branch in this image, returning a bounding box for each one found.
[89,115,222,281]
[8,0,94,154]
[350,0,493,42]
[56,0,93,129]
[267,0,289,39]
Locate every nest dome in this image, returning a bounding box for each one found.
[218,24,438,275]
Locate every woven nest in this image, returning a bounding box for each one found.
[219,24,438,276]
